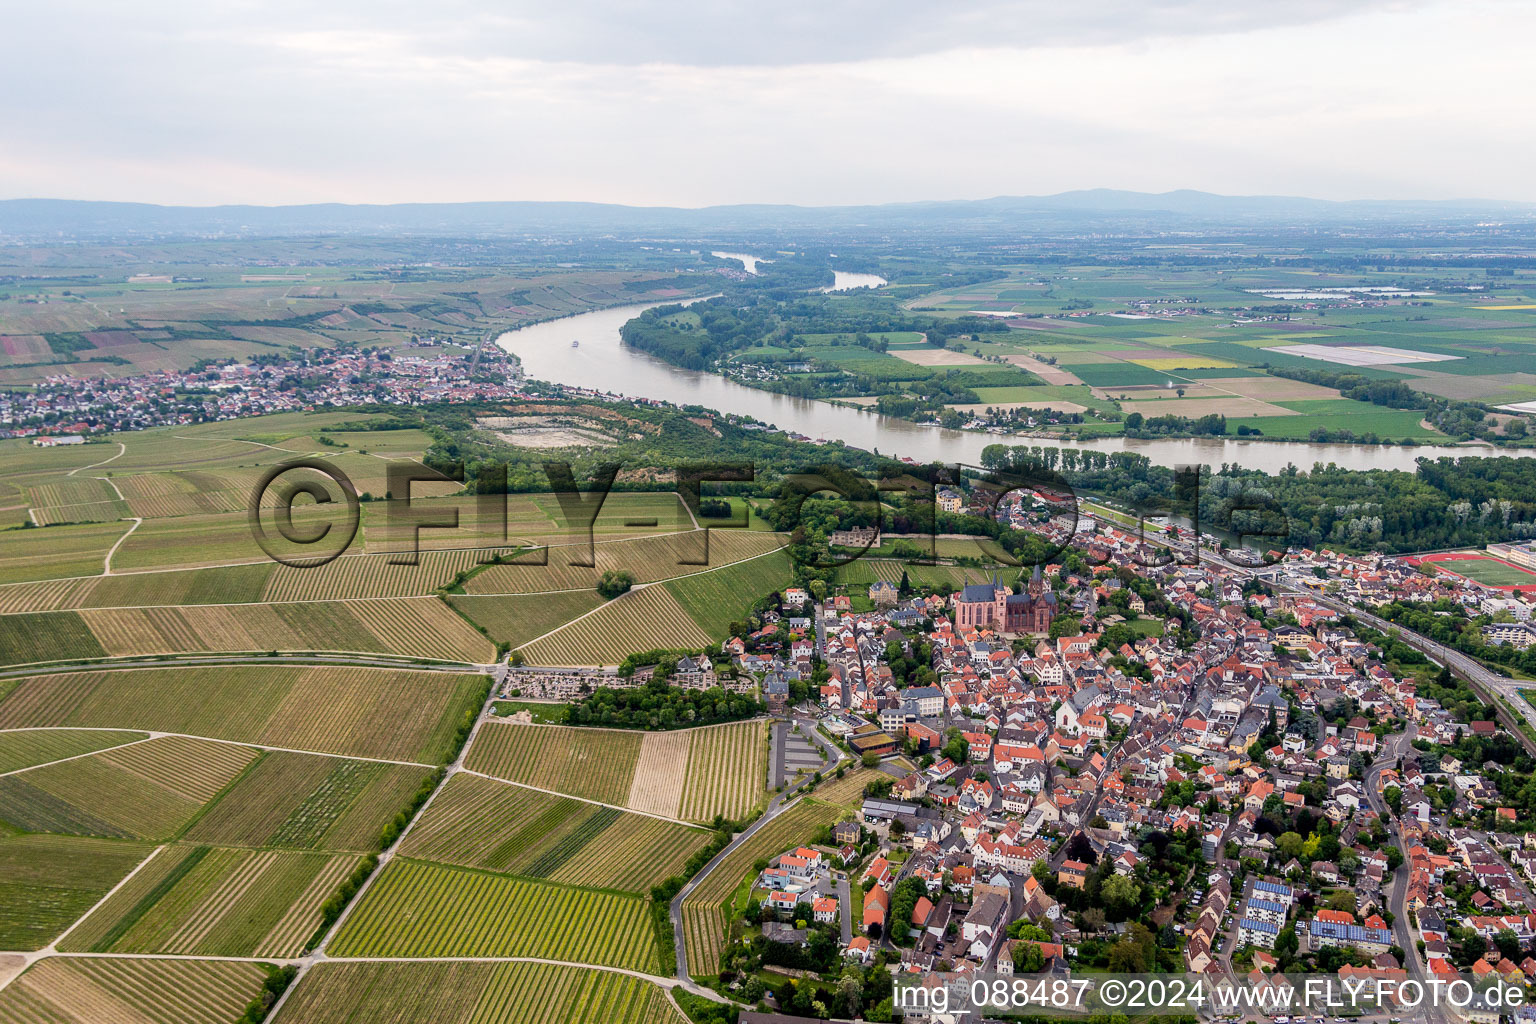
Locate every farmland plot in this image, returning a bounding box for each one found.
[681,797,843,976]
[262,548,485,601]
[664,549,793,638]
[184,750,432,851]
[0,665,487,763]
[0,728,147,774]
[0,956,271,1024]
[61,843,357,956]
[678,719,769,822]
[517,585,711,666]
[464,721,640,804]
[0,834,153,950]
[626,730,689,818]
[0,736,256,839]
[401,773,706,892]
[328,858,662,972]
[0,611,107,667]
[273,960,685,1024]
[448,590,604,648]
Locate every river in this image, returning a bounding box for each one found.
[496,301,1525,473]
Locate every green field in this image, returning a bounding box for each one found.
[183,750,433,851]
[664,549,793,636]
[273,960,685,1024]
[0,956,273,1024]
[0,665,488,763]
[0,735,256,839]
[464,722,642,804]
[1424,554,1536,587]
[0,611,107,666]
[449,590,606,647]
[399,773,708,892]
[0,728,147,773]
[0,834,152,949]
[328,858,663,971]
[58,843,357,956]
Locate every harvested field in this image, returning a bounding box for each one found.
[1197,375,1342,400]
[891,347,988,366]
[681,796,843,975]
[1120,395,1296,417]
[0,665,488,764]
[401,773,706,892]
[0,956,270,1024]
[627,730,689,818]
[272,960,685,1024]
[328,858,662,971]
[1002,353,1084,385]
[518,585,711,666]
[184,750,432,851]
[0,834,153,950]
[678,720,768,823]
[464,721,640,804]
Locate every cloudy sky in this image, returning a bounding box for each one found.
[2,0,1531,207]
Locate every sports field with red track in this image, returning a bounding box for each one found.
[1411,551,1536,591]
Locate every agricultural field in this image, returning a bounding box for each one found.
[676,720,769,822]
[273,960,685,1024]
[464,718,766,823]
[0,728,147,773]
[0,834,153,949]
[183,751,433,851]
[0,610,107,667]
[448,590,605,648]
[517,584,712,665]
[0,956,273,1024]
[0,520,130,585]
[58,843,358,956]
[663,549,793,637]
[0,735,257,840]
[680,796,844,976]
[0,665,489,764]
[464,721,642,805]
[400,773,708,892]
[71,596,494,662]
[327,858,663,972]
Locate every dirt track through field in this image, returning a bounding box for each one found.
[625,732,687,818]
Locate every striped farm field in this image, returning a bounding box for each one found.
[678,719,769,822]
[0,956,271,1024]
[0,665,488,763]
[0,520,129,585]
[0,728,148,774]
[664,549,793,638]
[464,721,641,804]
[59,843,358,956]
[273,960,686,1024]
[27,478,117,510]
[0,736,257,840]
[75,597,493,663]
[184,751,433,851]
[681,796,844,976]
[328,858,662,971]
[0,834,153,950]
[0,611,107,667]
[448,590,605,648]
[517,585,711,666]
[626,730,690,818]
[0,563,274,614]
[30,500,131,525]
[262,548,485,601]
[400,773,707,892]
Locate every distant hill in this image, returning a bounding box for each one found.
[1,191,1532,241]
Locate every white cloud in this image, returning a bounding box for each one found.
[0,0,1531,206]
